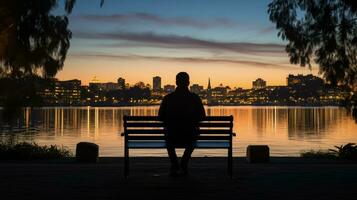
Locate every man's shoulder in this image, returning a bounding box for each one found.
[190,92,201,101]
[162,92,175,101]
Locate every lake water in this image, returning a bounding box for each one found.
[0,106,356,157]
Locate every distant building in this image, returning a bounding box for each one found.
[153,76,162,92]
[212,84,228,98]
[190,84,204,94]
[55,79,81,105]
[227,87,243,97]
[103,82,119,91]
[117,77,125,90]
[287,74,324,88]
[89,82,119,91]
[88,76,102,91]
[163,84,175,93]
[252,78,266,89]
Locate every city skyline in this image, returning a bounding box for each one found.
[30,73,349,107]
[61,73,322,90]
[54,0,320,88]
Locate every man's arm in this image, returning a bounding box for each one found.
[194,95,206,120]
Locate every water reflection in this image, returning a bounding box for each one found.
[0,106,356,156]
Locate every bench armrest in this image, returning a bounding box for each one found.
[232,132,237,137]
[121,132,125,137]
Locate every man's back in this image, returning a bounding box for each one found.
[159,87,205,145]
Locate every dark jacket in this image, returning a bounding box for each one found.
[158,87,206,146]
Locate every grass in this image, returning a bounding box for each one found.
[0,142,72,160]
[301,143,357,161]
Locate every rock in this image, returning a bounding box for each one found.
[246,145,270,163]
[76,142,99,163]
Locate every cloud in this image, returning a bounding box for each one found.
[73,13,238,29]
[74,31,286,56]
[257,26,276,35]
[69,53,300,70]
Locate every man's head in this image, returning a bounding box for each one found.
[176,72,190,88]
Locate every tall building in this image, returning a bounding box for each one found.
[117,77,125,90]
[252,78,266,89]
[153,76,162,92]
[55,79,81,105]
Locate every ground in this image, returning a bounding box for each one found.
[0,157,356,200]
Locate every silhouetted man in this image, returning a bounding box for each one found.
[159,72,206,176]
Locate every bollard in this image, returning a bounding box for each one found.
[246,145,270,163]
[76,142,99,163]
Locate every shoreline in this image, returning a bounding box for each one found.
[0,105,345,109]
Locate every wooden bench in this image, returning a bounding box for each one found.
[121,115,236,178]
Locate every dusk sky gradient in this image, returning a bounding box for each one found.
[56,0,319,88]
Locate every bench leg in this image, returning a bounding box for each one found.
[124,147,129,179]
[228,147,233,178]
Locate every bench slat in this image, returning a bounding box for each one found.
[199,122,232,127]
[125,129,165,134]
[127,141,230,148]
[124,116,161,121]
[199,129,232,134]
[125,122,164,127]
[127,135,231,140]
[124,115,233,121]
[124,129,232,135]
[125,122,232,128]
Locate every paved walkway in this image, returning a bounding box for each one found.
[0,157,356,200]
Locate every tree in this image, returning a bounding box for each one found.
[0,0,75,78]
[0,0,103,122]
[268,0,356,86]
[0,0,76,122]
[268,0,357,120]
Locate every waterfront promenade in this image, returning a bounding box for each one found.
[0,157,356,200]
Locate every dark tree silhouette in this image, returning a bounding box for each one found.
[0,0,73,78]
[0,0,103,122]
[0,0,75,122]
[268,0,357,120]
[268,0,356,86]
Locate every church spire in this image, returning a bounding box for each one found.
[207,78,212,105]
[207,78,211,90]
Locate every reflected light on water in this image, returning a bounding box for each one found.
[0,106,356,157]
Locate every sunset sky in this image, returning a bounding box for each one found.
[56,0,319,89]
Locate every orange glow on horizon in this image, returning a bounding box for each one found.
[56,55,320,89]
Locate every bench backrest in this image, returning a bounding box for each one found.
[123,116,233,142]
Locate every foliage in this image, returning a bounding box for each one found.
[329,143,357,160]
[301,143,357,160]
[0,142,72,160]
[268,0,357,86]
[0,0,73,78]
[0,1,105,122]
[0,0,76,122]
